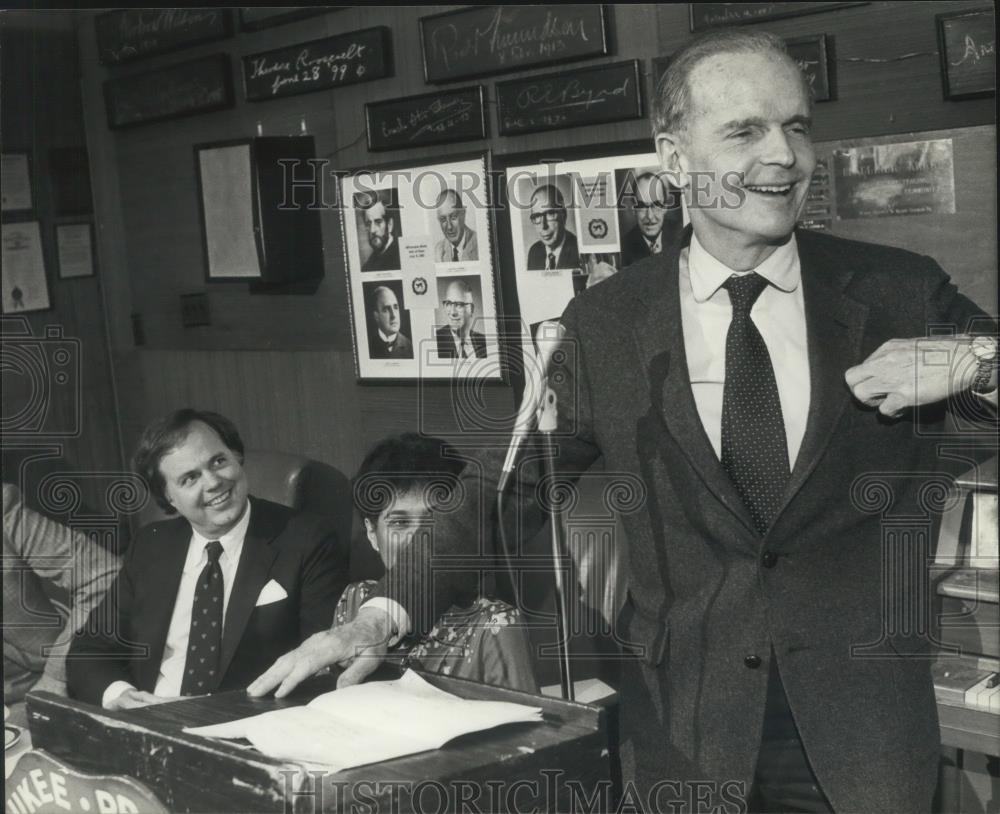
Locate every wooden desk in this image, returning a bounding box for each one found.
[26,672,612,813]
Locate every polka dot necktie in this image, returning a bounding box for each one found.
[180,540,224,696]
[721,273,790,535]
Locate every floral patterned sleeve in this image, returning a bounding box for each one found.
[408,599,539,694]
[332,580,379,629]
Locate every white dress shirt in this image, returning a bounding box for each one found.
[681,233,811,469]
[102,502,252,707]
[367,234,813,639]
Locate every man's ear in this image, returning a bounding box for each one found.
[364,518,379,551]
[655,132,688,189]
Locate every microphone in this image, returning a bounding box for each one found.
[498,320,566,493]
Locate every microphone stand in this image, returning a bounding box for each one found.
[538,385,575,701]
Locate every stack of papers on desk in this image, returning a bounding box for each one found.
[184,670,542,770]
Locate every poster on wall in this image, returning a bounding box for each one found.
[56,223,95,279]
[833,138,956,219]
[502,149,684,342]
[1,154,33,212]
[340,154,501,382]
[2,221,50,313]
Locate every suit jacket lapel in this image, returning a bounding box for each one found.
[140,521,189,691]
[628,230,757,535]
[218,497,278,680]
[779,232,869,516]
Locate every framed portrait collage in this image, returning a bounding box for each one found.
[341,154,500,383]
[493,144,687,354]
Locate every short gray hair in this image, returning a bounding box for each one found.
[652,29,810,137]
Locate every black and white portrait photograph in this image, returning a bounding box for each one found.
[434,275,488,360]
[354,187,402,273]
[517,174,579,272]
[362,279,413,360]
[614,166,684,267]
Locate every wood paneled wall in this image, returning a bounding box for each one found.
[71,3,994,476]
[1,17,123,514]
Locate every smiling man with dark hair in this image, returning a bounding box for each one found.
[68,408,348,710]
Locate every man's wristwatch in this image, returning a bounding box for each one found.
[969,335,998,393]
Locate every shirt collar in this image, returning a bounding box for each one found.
[377,328,397,343]
[186,499,251,573]
[688,232,800,303]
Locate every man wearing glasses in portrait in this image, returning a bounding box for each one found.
[435,278,487,359]
[621,170,684,267]
[525,183,580,271]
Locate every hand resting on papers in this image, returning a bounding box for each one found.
[248,606,392,698]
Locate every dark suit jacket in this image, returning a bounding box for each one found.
[368,330,412,359]
[362,238,401,272]
[527,230,580,271]
[621,225,656,268]
[68,497,347,706]
[408,228,992,812]
[435,326,487,359]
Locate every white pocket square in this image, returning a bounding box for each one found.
[255,579,288,606]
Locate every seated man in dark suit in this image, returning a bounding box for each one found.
[436,279,487,359]
[68,409,348,710]
[526,184,580,271]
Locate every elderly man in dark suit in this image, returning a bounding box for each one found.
[249,30,996,813]
[526,184,580,271]
[68,409,347,709]
[621,171,684,267]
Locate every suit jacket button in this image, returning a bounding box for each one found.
[744,654,762,669]
[761,551,778,568]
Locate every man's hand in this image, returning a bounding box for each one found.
[845,337,987,416]
[106,689,172,710]
[247,607,392,699]
[586,260,617,289]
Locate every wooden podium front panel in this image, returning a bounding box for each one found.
[26,671,612,813]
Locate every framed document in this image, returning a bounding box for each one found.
[95,9,232,65]
[420,5,609,83]
[496,60,644,136]
[104,54,234,130]
[242,28,392,102]
[365,87,487,152]
[340,153,501,382]
[785,35,834,102]
[690,3,866,31]
[56,223,95,279]
[238,7,337,31]
[1,153,33,212]
[937,8,995,99]
[2,221,50,313]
